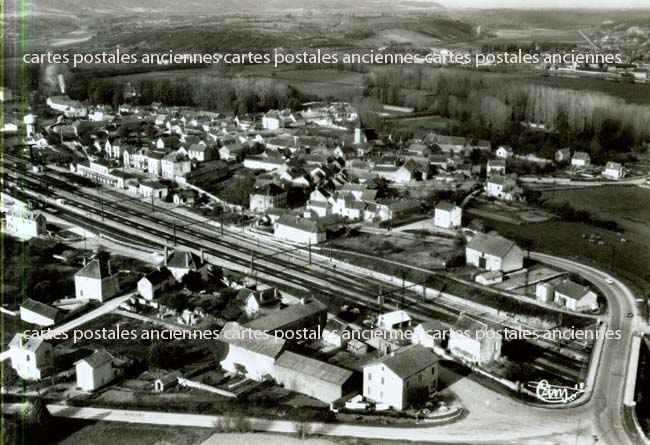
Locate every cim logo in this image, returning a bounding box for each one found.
[527,380,586,404]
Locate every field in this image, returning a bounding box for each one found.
[540,186,650,238]
[57,420,212,445]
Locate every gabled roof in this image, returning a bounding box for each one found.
[75,349,113,369]
[246,298,327,332]
[276,215,324,234]
[252,183,285,197]
[167,251,203,270]
[555,280,592,301]
[605,161,623,170]
[9,334,49,353]
[573,152,590,160]
[275,351,353,385]
[467,234,518,258]
[363,344,438,379]
[220,322,286,358]
[453,315,492,340]
[21,299,60,321]
[141,267,174,286]
[435,201,458,212]
[75,259,115,280]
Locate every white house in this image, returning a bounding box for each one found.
[495,145,514,159]
[219,322,287,381]
[8,334,52,380]
[137,267,176,300]
[236,287,281,317]
[554,280,598,312]
[74,259,120,302]
[362,344,439,411]
[485,175,522,201]
[377,310,412,331]
[535,282,554,303]
[249,183,287,213]
[434,201,462,229]
[555,148,571,163]
[571,152,591,168]
[166,250,209,281]
[322,318,351,348]
[411,320,445,354]
[20,299,63,327]
[466,233,524,273]
[603,162,625,180]
[274,215,326,245]
[4,210,47,240]
[486,159,506,176]
[448,316,502,365]
[75,349,114,392]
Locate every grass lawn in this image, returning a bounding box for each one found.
[541,185,650,238]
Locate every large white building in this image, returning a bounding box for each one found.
[571,152,591,168]
[603,162,625,180]
[20,299,63,327]
[554,280,598,312]
[137,267,176,300]
[219,322,287,381]
[4,210,47,240]
[466,234,524,273]
[8,334,52,380]
[448,316,502,365]
[274,215,326,245]
[249,183,287,213]
[434,201,462,229]
[362,344,439,411]
[74,259,120,302]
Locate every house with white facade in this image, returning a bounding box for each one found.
[485,175,522,201]
[219,322,287,381]
[571,152,591,168]
[137,267,176,300]
[555,148,571,163]
[75,349,114,392]
[236,287,281,317]
[486,159,507,176]
[322,318,352,348]
[249,183,287,212]
[274,215,326,245]
[4,210,47,240]
[8,334,52,380]
[434,201,462,229]
[603,162,625,180]
[377,310,412,331]
[362,344,439,411]
[166,250,209,281]
[466,233,524,273]
[411,320,446,354]
[20,299,63,327]
[448,316,502,365]
[74,259,120,302]
[554,280,599,312]
[495,145,514,159]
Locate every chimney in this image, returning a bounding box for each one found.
[83,256,87,266]
[164,246,169,265]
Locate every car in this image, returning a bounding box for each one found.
[605,277,615,284]
[626,312,634,318]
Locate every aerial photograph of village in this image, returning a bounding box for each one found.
[1,0,649,444]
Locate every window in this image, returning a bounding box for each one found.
[80,290,83,297]
[367,386,371,395]
[368,373,371,381]
[381,377,384,385]
[419,373,422,383]
[432,367,435,375]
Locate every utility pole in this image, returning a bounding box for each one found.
[100,193,104,222]
[378,284,383,314]
[172,220,176,246]
[308,240,312,266]
[151,193,155,213]
[329,239,333,262]
[250,251,255,274]
[241,206,245,233]
[401,271,406,309]
[220,211,224,236]
[610,245,616,270]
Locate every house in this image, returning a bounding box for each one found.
[486,159,507,176]
[166,250,209,281]
[274,215,326,245]
[272,351,357,403]
[495,145,514,159]
[362,344,439,411]
[75,349,114,392]
[322,318,352,348]
[139,181,168,199]
[249,183,287,213]
[474,270,504,285]
[466,233,524,273]
[236,287,281,317]
[74,259,120,302]
[219,143,246,162]
[187,144,217,162]
[448,316,502,365]
[219,322,287,381]
[8,334,53,380]
[243,155,286,172]
[20,299,63,327]
[554,280,598,312]
[571,152,591,168]
[4,210,47,240]
[485,175,522,201]
[555,148,571,163]
[161,151,192,179]
[246,297,327,336]
[377,310,411,331]
[137,267,176,300]
[603,162,625,180]
[535,282,554,303]
[411,321,446,353]
[434,202,462,230]
[153,371,181,392]
[173,191,195,206]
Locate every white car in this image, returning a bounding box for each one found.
[605,277,615,285]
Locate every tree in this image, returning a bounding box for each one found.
[406,387,429,410]
[25,398,50,426]
[182,270,205,292]
[147,340,180,369]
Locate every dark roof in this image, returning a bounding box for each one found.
[21,299,60,321]
[276,215,324,234]
[454,315,491,340]
[220,322,286,358]
[75,349,113,369]
[436,201,457,212]
[555,280,591,300]
[167,251,203,270]
[275,351,353,385]
[363,344,438,379]
[467,234,518,258]
[75,259,115,280]
[9,334,49,352]
[252,183,285,197]
[246,298,327,332]
[141,267,174,285]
